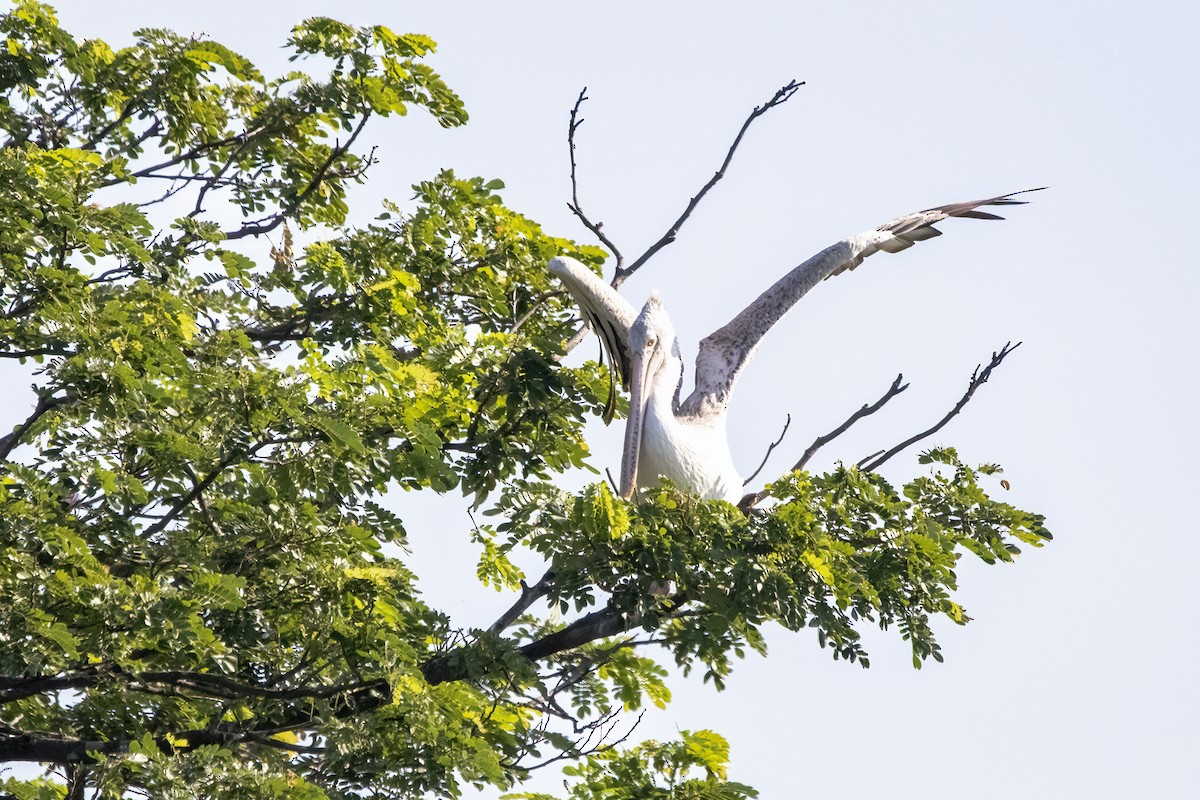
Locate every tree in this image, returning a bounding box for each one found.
[0,4,1050,798]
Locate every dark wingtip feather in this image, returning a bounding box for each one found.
[957,210,1006,221]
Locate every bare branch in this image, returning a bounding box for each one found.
[738,373,908,511]
[797,373,909,471]
[613,79,804,288]
[742,414,791,486]
[520,711,643,773]
[565,87,625,268]
[860,342,1021,472]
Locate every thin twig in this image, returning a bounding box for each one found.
[565,87,625,268]
[796,374,909,471]
[742,414,791,486]
[137,437,309,538]
[612,79,804,289]
[222,113,372,241]
[738,373,908,510]
[859,342,1021,472]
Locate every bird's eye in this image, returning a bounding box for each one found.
[646,337,656,348]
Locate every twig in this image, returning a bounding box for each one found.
[520,711,644,773]
[222,112,372,241]
[612,79,804,289]
[742,414,791,486]
[136,437,309,538]
[565,87,625,268]
[797,374,908,471]
[855,450,884,468]
[738,373,908,510]
[859,342,1021,472]
[184,464,225,537]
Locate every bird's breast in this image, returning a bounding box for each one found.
[639,397,741,503]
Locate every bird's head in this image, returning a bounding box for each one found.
[628,291,676,358]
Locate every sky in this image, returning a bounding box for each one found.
[5,1,1200,797]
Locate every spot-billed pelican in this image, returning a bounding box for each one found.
[550,190,1039,503]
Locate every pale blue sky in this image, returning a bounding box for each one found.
[4,2,1198,797]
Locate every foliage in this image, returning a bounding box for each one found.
[0,3,1049,798]
[506,730,757,800]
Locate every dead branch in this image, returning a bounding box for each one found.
[742,414,791,486]
[612,79,803,289]
[797,373,908,471]
[859,342,1021,472]
[566,88,626,267]
[737,373,908,511]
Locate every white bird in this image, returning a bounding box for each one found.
[549,190,1040,504]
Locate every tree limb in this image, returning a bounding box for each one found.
[222,112,371,241]
[0,393,66,462]
[488,569,556,635]
[612,79,803,289]
[0,592,681,764]
[859,343,1021,472]
[0,347,72,359]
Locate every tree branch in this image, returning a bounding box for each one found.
[0,668,375,704]
[222,112,371,241]
[612,79,803,289]
[738,374,908,511]
[742,414,791,487]
[0,393,66,462]
[488,569,556,635]
[565,87,625,268]
[100,122,272,187]
[81,95,145,150]
[0,347,72,360]
[797,373,909,471]
[0,593,680,764]
[860,343,1021,472]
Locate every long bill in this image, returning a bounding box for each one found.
[619,349,653,499]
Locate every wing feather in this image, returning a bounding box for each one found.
[548,256,638,423]
[680,188,1042,417]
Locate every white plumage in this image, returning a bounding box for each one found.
[550,189,1039,503]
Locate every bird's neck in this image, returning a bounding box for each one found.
[648,351,684,414]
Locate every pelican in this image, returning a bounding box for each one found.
[550,190,1039,503]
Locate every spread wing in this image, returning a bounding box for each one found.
[680,188,1043,417]
[548,256,638,422]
